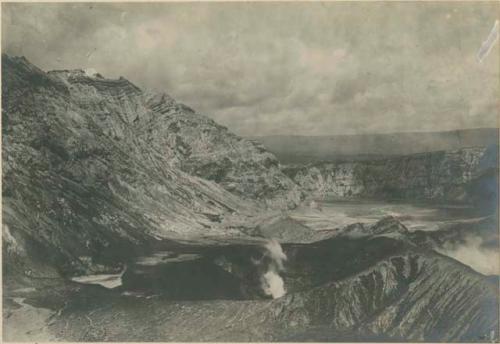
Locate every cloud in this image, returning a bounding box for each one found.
[299,47,348,75]
[2,2,498,136]
[437,235,499,276]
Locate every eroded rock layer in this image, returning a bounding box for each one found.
[2,54,300,276]
[284,146,498,203]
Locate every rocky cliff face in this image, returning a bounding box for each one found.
[47,67,302,208]
[284,147,497,203]
[1,54,300,276]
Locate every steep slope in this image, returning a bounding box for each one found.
[47,67,302,208]
[278,250,498,342]
[1,54,298,277]
[138,94,302,208]
[284,147,498,203]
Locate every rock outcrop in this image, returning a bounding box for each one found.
[47,66,303,209]
[284,147,498,203]
[1,54,300,276]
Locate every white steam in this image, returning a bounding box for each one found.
[261,239,287,299]
[265,240,287,270]
[437,236,499,276]
[262,270,286,298]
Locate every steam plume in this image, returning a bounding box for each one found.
[261,239,287,298]
[437,235,499,276]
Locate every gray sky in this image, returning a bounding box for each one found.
[2,2,499,136]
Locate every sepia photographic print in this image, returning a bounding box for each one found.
[1,1,499,342]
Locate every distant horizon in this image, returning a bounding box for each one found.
[247,127,499,138]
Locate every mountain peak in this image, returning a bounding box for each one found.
[48,68,105,79]
[48,68,140,90]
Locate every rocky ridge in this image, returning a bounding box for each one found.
[2,54,300,276]
[283,146,498,203]
[48,67,302,208]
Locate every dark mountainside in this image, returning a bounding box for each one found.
[25,232,499,342]
[251,128,499,164]
[2,55,498,342]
